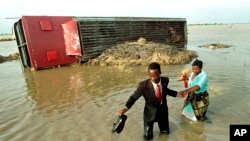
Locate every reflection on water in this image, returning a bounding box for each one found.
[1,24,250,141]
[25,67,85,106]
[21,65,149,141]
[24,66,146,116]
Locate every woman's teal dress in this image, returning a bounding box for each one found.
[182,71,209,121]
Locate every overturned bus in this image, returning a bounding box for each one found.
[14,16,187,70]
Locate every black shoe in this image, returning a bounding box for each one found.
[143,135,153,140]
[112,115,127,134]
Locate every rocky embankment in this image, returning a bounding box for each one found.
[0,52,19,63]
[84,38,198,66]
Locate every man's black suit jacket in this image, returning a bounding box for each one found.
[125,77,178,122]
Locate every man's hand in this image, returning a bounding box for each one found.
[119,107,128,115]
[177,91,187,98]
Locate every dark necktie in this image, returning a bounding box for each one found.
[156,84,161,103]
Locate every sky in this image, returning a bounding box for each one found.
[0,0,249,34]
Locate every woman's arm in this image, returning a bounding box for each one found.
[184,85,200,93]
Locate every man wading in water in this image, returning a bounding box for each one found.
[118,62,186,140]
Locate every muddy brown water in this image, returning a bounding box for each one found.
[1,24,250,141]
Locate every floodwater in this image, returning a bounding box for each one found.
[1,23,250,141]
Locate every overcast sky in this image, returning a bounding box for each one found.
[0,0,249,34]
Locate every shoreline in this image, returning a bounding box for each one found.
[0,34,15,42]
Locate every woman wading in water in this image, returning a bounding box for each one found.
[182,59,210,121]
